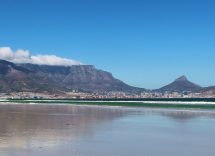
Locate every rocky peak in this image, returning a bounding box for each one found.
[158,75,202,92]
[175,75,188,82]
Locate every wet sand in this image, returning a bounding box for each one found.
[0,104,215,156]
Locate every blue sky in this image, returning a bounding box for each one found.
[0,0,215,89]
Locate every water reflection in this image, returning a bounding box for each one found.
[1,104,215,156]
[0,104,128,151]
[161,110,215,121]
[132,108,215,121]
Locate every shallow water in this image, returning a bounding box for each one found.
[0,104,215,156]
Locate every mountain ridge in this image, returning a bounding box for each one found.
[0,59,215,94]
[0,59,144,93]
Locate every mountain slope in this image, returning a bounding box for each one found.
[201,86,215,94]
[0,60,64,93]
[0,60,144,93]
[157,76,202,92]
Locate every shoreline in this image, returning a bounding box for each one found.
[1,102,215,116]
[1,99,215,110]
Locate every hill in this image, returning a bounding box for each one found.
[157,76,202,92]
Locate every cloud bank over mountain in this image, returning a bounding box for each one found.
[0,47,82,66]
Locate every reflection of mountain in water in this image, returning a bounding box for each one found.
[160,110,215,121]
[133,108,215,121]
[0,104,129,150]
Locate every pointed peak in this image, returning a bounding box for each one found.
[175,75,188,82]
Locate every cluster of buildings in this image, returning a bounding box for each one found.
[140,91,215,98]
[0,90,215,99]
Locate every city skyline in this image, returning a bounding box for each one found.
[1,0,215,89]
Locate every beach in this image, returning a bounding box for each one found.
[0,103,215,156]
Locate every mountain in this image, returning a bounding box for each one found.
[157,76,202,92]
[0,60,62,93]
[0,59,144,93]
[201,86,215,94]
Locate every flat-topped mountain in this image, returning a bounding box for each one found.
[157,75,202,92]
[0,59,144,93]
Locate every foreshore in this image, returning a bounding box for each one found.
[1,99,215,109]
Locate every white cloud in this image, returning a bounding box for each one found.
[0,47,82,66]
